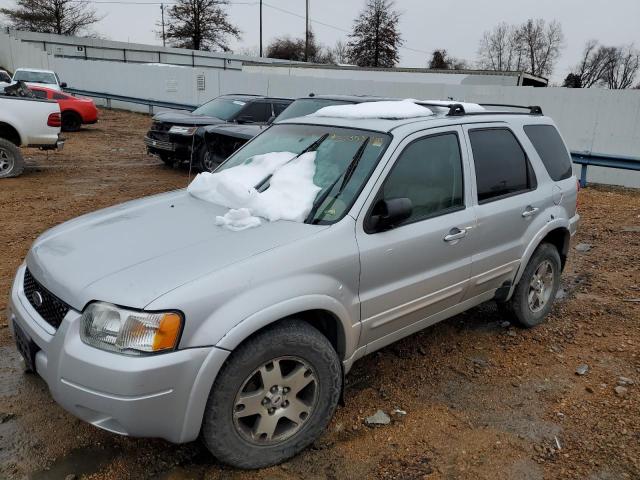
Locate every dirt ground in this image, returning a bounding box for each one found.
[0,109,638,480]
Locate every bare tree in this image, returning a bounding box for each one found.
[568,40,612,88]
[477,19,563,77]
[0,0,101,35]
[347,0,403,68]
[266,31,333,63]
[602,45,640,89]
[477,22,525,72]
[331,40,350,64]
[162,0,240,51]
[428,49,467,70]
[518,19,564,78]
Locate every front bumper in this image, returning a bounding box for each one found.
[7,264,229,443]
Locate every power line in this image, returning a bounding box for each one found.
[69,0,431,56]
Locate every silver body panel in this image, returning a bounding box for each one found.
[8,111,579,442]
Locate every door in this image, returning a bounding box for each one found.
[462,125,544,299]
[357,128,476,351]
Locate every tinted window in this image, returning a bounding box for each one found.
[238,102,271,122]
[524,125,573,181]
[469,128,535,203]
[31,89,47,99]
[382,133,464,224]
[0,71,10,82]
[273,102,290,116]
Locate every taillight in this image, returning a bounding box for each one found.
[47,112,61,127]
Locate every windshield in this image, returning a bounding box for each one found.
[192,97,247,120]
[13,70,57,85]
[217,124,391,224]
[276,98,353,122]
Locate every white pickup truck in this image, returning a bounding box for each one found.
[0,86,64,178]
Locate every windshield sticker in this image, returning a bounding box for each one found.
[371,137,384,147]
[233,101,246,106]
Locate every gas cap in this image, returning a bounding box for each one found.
[552,185,563,205]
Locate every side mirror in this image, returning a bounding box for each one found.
[367,197,413,232]
[266,115,276,125]
[60,82,67,88]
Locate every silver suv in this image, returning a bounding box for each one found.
[8,101,579,469]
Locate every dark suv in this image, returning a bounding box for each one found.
[144,94,292,170]
[198,94,395,172]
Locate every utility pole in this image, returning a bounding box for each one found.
[305,0,309,62]
[160,3,166,47]
[259,0,263,57]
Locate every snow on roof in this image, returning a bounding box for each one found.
[310,99,435,120]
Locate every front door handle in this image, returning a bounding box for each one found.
[522,206,540,218]
[444,227,468,243]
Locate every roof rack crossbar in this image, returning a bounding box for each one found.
[415,102,466,117]
[478,103,543,115]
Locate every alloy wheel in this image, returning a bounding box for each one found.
[528,259,554,313]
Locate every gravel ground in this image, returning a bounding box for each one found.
[0,109,638,480]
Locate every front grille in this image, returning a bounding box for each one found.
[144,136,175,151]
[23,269,70,329]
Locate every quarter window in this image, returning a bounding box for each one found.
[524,125,573,181]
[237,102,271,122]
[469,128,536,203]
[381,133,464,224]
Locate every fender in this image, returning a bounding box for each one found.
[511,216,570,289]
[216,294,359,361]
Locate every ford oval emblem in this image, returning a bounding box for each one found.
[31,291,44,308]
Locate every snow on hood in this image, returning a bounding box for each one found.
[310,99,434,119]
[187,151,321,230]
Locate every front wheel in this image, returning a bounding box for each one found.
[197,146,223,172]
[201,320,342,469]
[503,243,561,328]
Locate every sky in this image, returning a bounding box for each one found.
[0,0,639,83]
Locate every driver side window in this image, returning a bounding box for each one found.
[381,132,465,225]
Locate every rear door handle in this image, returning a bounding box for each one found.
[522,206,539,218]
[444,227,468,242]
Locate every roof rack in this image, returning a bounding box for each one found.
[478,103,544,115]
[415,101,544,117]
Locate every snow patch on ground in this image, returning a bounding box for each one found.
[188,151,321,230]
[311,99,434,119]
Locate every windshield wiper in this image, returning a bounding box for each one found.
[254,133,330,192]
[305,137,370,224]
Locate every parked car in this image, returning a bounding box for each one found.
[0,82,64,178]
[145,94,292,170]
[9,101,578,468]
[201,94,395,171]
[29,86,99,131]
[12,68,67,91]
[0,69,11,84]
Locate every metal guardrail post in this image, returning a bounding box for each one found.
[149,104,154,114]
[579,164,588,188]
[106,98,111,109]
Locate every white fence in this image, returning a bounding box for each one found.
[2,31,639,188]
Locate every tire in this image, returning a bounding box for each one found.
[62,111,82,132]
[201,320,342,469]
[0,138,24,178]
[197,146,223,172]
[503,243,561,328]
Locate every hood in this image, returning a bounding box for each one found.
[204,123,268,140]
[153,111,226,126]
[26,190,326,311]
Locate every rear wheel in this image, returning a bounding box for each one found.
[503,243,561,328]
[201,320,342,469]
[0,138,24,178]
[61,111,82,132]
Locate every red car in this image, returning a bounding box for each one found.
[29,86,99,132]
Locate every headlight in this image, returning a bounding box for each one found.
[169,126,197,135]
[80,302,183,355]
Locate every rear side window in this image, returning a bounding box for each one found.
[273,102,290,116]
[53,92,69,100]
[469,128,536,203]
[524,125,573,181]
[238,102,271,122]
